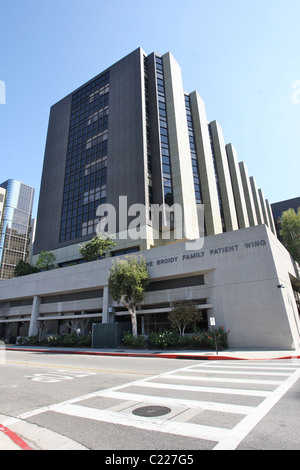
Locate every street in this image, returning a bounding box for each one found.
[1,350,300,452]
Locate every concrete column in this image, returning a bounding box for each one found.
[258,188,271,228]
[266,199,277,235]
[239,162,258,226]
[28,296,41,337]
[102,286,109,324]
[162,52,199,241]
[250,176,264,224]
[226,143,249,229]
[189,91,223,236]
[209,121,239,232]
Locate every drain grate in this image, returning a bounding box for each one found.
[132,406,171,417]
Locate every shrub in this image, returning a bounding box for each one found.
[18,333,92,348]
[47,334,65,347]
[178,335,192,348]
[19,335,44,346]
[61,333,78,347]
[194,330,215,348]
[215,325,229,349]
[77,333,92,347]
[149,330,179,349]
[192,326,229,349]
[122,331,146,349]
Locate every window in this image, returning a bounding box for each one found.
[59,71,110,243]
[185,94,203,205]
[86,130,108,149]
[89,84,110,103]
[81,218,100,236]
[111,247,140,257]
[155,56,173,206]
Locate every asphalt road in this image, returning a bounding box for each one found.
[1,350,300,453]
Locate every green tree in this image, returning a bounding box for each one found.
[168,299,202,337]
[108,256,150,337]
[13,260,39,277]
[35,251,57,271]
[280,207,300,264]
[79,235,117,261]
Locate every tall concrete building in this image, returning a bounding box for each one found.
[33,48,275,266]
[1,49,299,349]
[0,179,34,280]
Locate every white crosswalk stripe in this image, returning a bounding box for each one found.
[16,360,300,450]
[51,402,230,442]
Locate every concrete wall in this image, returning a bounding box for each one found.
[106,47,147,232]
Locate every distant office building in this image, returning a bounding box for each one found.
[272,197,300,239]
[0,179,34,280]
[33,48,276,266]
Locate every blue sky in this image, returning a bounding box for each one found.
[0,0,299,218]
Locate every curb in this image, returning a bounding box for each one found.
[6,347,235,360]
[0,423,33,451]
[6,346,300,361]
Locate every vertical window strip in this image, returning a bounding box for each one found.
[184,95,203,204]
[155,56,173,206]
[144,55,153,216]
[60,71,110,243]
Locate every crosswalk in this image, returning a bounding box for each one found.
[16,360,300,450]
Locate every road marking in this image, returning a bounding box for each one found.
[51,402,230,442]
[25,369,98,383]
[213,366,300,450]
[195,363,300,371]
[6,361,300,450]
[182,368,291,377]
[96,389,255,415]
[0,423,33,450]
[164,373,282,386]
[133,380,271,397]
[14,363,206,420]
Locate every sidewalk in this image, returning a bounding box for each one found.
[0,420,33,451]
[5,345,300,360]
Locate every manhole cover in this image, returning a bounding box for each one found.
[132,406,171,417]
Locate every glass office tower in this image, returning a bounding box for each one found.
[0,179,34,280]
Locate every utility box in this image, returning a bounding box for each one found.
[92,323,131,349]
